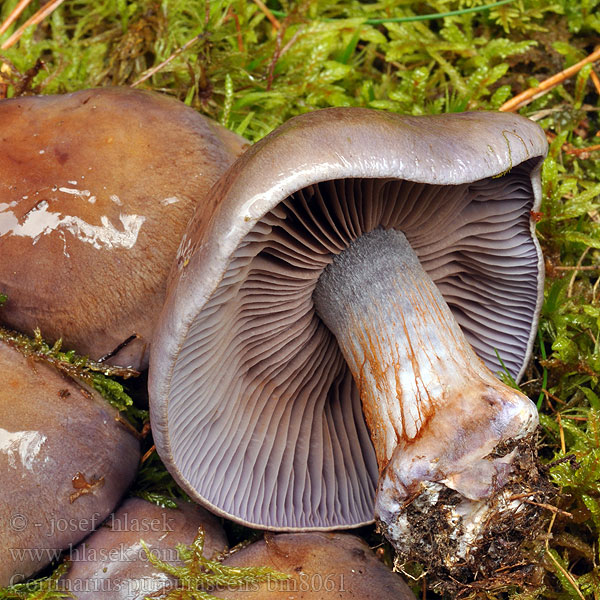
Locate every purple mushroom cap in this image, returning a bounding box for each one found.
[0,339,140,586]
[217,532,416,599]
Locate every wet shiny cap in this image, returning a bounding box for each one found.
[0,339,140,586]
[60,497,227,598]
[149,108,547,530]
[217,532,416,599]
[0,87,247,369]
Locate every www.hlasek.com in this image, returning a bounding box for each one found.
[9,543,180,565]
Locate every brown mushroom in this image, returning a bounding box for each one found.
[59,497,227,599]
[216,532,415,599]
[0,338,140,586]
[0,87,247,369]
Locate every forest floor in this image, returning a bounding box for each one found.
[1,1,600,598]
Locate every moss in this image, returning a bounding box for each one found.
[131,447,190,509]
[0,562,72,600]
[0,323,147,429]
[141,528,289,599]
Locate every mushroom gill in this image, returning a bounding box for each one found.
[162,163,541,529]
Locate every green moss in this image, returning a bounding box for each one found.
[131,448,190,509]
[0,324,147,429]
[0,562,72,600]
[141,528,288,600]
[0,0,561,136]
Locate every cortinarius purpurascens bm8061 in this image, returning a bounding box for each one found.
[149,108,548,582]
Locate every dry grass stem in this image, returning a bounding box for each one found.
[0,0,35,37]
[141,444,156,464]
[554,265,600,271]
[252,0,281,30]
[1,0,66,49]
[568,247,590,298]
[500,45,600,112]
[557,412,566,454]
[131,33,207,88]
[591,68,600,95]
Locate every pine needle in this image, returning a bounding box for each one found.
[1,0,66,50]
[0,0,35,37]
[500,45,600,112]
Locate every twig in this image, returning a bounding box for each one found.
[564,143,600,157]
[557,412,566,454]
[1,0,66,50]
[279,27,303,59]
[591,68,600,95]
[115,415,144,439]
[546,549,586,600]
[495,561,528,573]
[141,444,156,463]
[508,492,573,517]
[545,129,600,157]
[554,264,600,270]
[543,512,586,600]
[542,388,566,405]
[0,0,34,37]
[500,45,600,112]
[226,6,244,53]
[131,32,207,88]
[266,22,287,91]
[521,499,572,518]
[266,25,304,90]
[252,0,281,30]
[543,454,580,470]
[568,247,590,298]
[97,333,139,363]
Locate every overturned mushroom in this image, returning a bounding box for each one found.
[59,497,227,599]
[217,532,415,599]
[0,87,246,369]
[0,338,140,586]
[149,108,548,581]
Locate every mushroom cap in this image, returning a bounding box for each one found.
[59,497,227,599]
[149,108,547,530]
[0,87,247,369]
[0,339,140,586]
[216,532,415,599]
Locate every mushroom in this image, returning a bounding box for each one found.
[0,338,140,586]
[59,497,227,599]
[216,532,416,599]
[0,87,247,370]
[149,108,547,578]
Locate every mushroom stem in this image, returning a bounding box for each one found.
[313,227,539,561]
